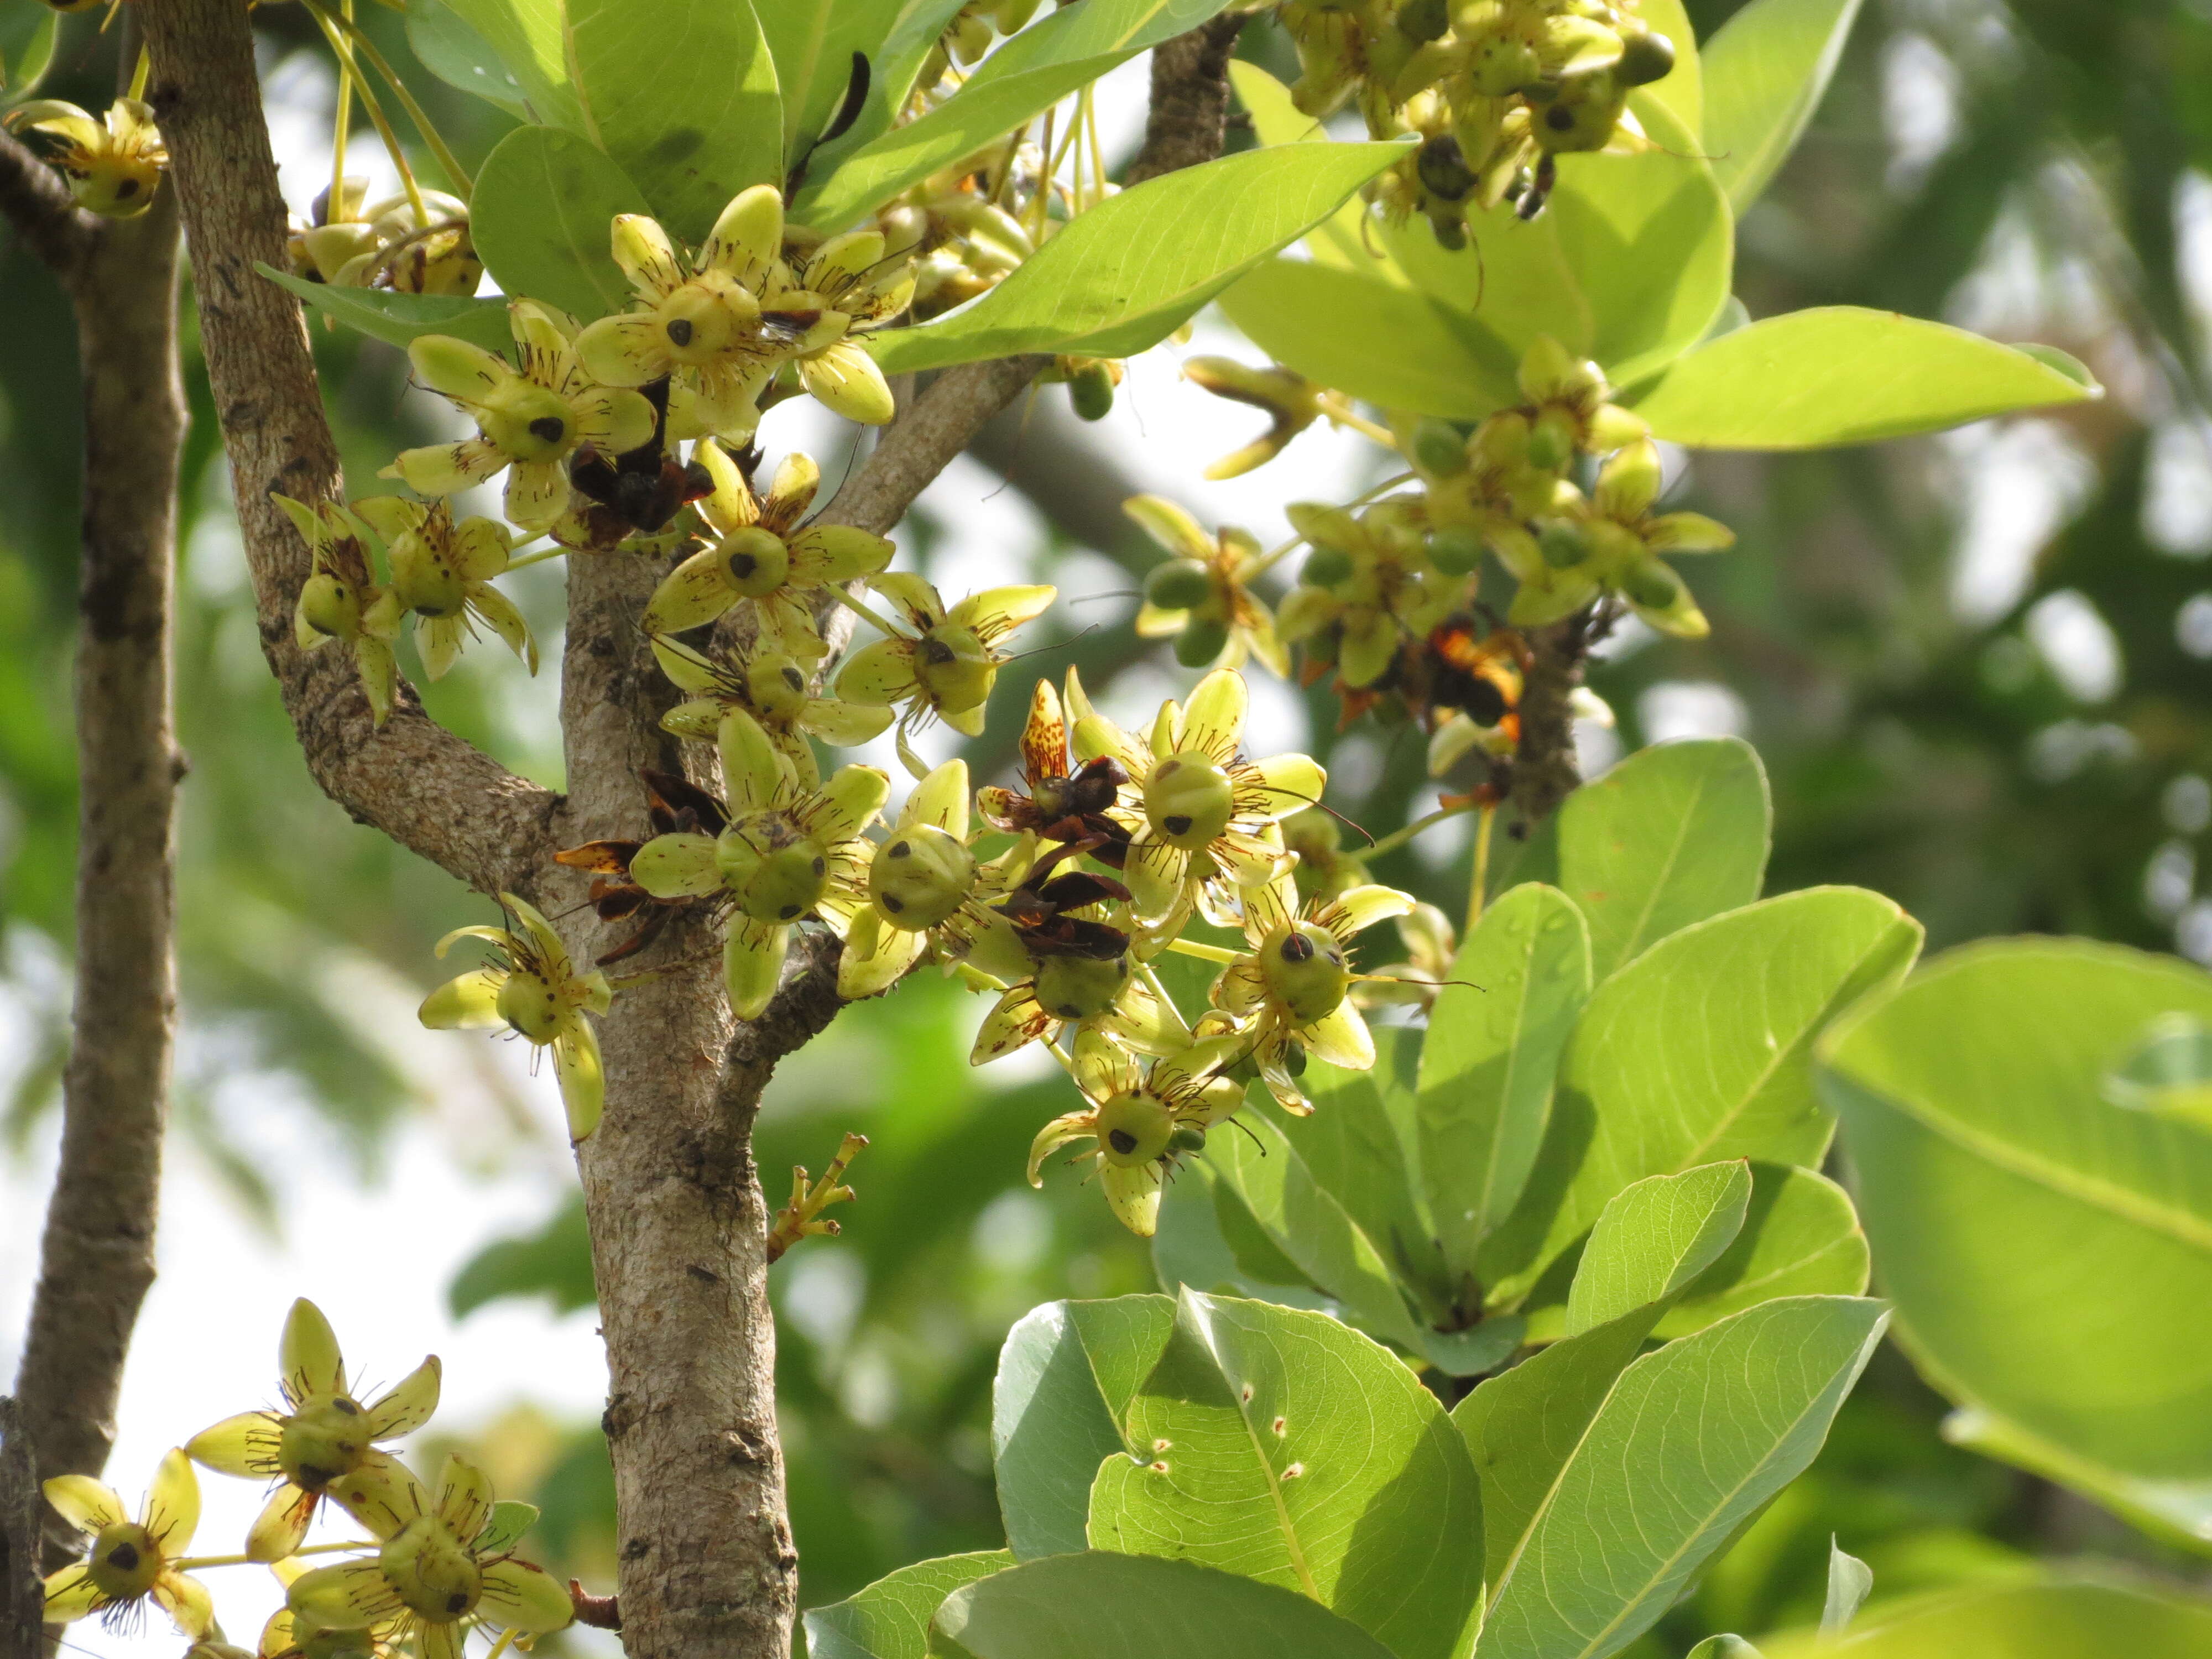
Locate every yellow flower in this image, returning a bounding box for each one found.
[640,440,893,653]
[418,894,611,1140]
[764,228,916,425]
[285,1455,572,1659]
[387,301,659,532]
[839,760,1026,998]
[1514,334,1649,468]
[1126,495,1290,676]
[1210,869,1412,1113]
[348,497,533,681]
[1178,357,1385,481]
[1508,438,1732,637]
[1067,667,1323,931]
[1027,1030,1247,1235]
[627,709,888,1018]
[260,1554,399,1659]
[1353,901,1458,1014]
[4,97,166,217]
[294,188,481,298]
[1275,499,1462,689]
[41,1450,213,1637]
[274,495,402,729]
[185,1298,440,1562]
[651,634,891,786]
[834,574,1057,742]
[574,186,786,441]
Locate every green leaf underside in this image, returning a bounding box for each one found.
[1088,1291,1484,1659]
[1940,1407,2212,1554]
[260,267,515,353]
[930,1553,1399,1659]
[1556,736,1771,984]
[404,1,530,117]
[433,0,582,129]
[1753,1573,2212,1659]
[1469,1296,1888,1659]
[1653,1163,1869,1338]
[472,124,652,321]
[1631,307,2100,448]
[992,1297,1177,1560]
[1819,938,2212,1483]
[1419,884,1593,1282]
[568,0,782,245]
[1699,0,1866,211]
[1563,1161,1752,1337]
[1228,62,1408,283]
[805,1552,1015,1659]
[962,0,1238,89]
[1482,886,1922,1306]
[867,140,1412,372]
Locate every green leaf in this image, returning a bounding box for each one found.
[1562,1161,1752,1337]
[434,0,583,130]
[760,0,897,155]
[474,1499,538,1555]
[1485,887,1921,1305]
[1631,307,2102,448]
[962,0,1235,88]
[1819,939,2212,1487]
[1470,1296,1888,1659]
[929,1554,1399,1659]
[1822,1536,1874,1636]
[446,1194,597,1315]
[1202,1107,1426,1352]
[1939,1406,2212,1554]
[991,1296,1176,1559]
[1379,98,1733,395]
[1634,0,1704,141]
[404,1,530,116]
[1419,884,1593,1282]
[1753,1572,2212,1659]
[1088,1291,1484,1659]
[1699,0,1865,211]
[867,140,1413,372]
[2102,1013,2212,1127]
[1653,1163,1869,1338]
[568,0,781,244]
[1,10,59,100]
[471,124,652,321]
[1218,258,1515,418]
[802,0,971,170]
[1556,735,1771,983]
[1227,62,1407,279]
[806,1552,1015,1659]
[1153,1160,1338,1311]
[260,267,515,354]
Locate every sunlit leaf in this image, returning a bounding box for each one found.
[472,124,651,321]
[260,266,514,353]
[806,1551,1014,1659]
[1700,0,1865,210]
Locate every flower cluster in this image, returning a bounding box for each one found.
[5,95,168,217]
[288,178,483,297]
[41,1301,572,1657]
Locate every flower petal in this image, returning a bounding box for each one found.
[1240,752,1326,820]
[972,985,1051,1064]
[799,337,896,425]
[1026,1110,1097,1186]
[478,1559,576,1634]
[469,583,538,674]
[813,764,891,841]
[608,212,680,295]
[185,1412,279,1478]
[504,460,567,532]
[392,437,505,497]
[801,697,895,747]
[408,335,510,403]
[834,638,919,706]
[630,832,723,900]
[42,1475,128,1535]
[245,1484,316,1564]
[415,613,463,682]
[435,1455,492,1546]
[41,1565,100,1624]
[949,583,1057,639]
[327,1454,429,1542]
[703,182,784,287]
[574,312,671,388]
[1303,1001,1375,1069]
[364,1355,442,1439]
[765,452,822,523]
[902,759,970,835]
[726,921,789,1019]
[837,922,926,999]
[692,436,759,534]
[1124,839,1187,922]
[643,547,739,635]
[280,1298,346,1400]
[1098,973,1190,1057]
[1327,884,1416,937]
[719,708,789,812]
[789,524,895,583]
[555,1019,606,1140]
[502,893,575,980]
[419,967,508,1031]
[1071,1027,1140,1102]
[576,385,660,456]
[1178,669,1246,761]
[1644,510,1735,553]
[288,1560,399,1631]
[154,1570,217,1639]
[1099,1161,1164,1237]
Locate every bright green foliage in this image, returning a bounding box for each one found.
[1631,309,2099,449]
[758,0,905,154]
[1562,1161,1752,1335]
[1650,1164,1868,1339]
[470,125,652,318]
[432,0,582,128]
[568,0,781,241]
[1699,0,1864,211]
[1087,1293,1483,1659]
[930,1554,1397,1659]
[1754,1574,2212,1658]
[805,1551,1015,1659]
[404,1,532,116]
[867,141,1414,372]
[1820,941,2212,1525]
[260,269,514,352]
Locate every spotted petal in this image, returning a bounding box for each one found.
[950,584,1057,641]
[692,436,760,534]
[504,459,568,533]
[42,1475,127,1535]
[504,893,575,980]
[801,697,894,747]
[630,832,722,900]
[1098,972,1190,1057]
[837,921,927,999]
[609,212,681,295]
[835,638,919,706]
[185,1411,279,1478]
[245,1483,316,1564]
[703,182,784,288]
[1303,1000,1375,1069]
[554,1018,606,1140]
[814,764,891,841]
[280,1298,346,1400]
[154,1570,217,1639]
[468,583,537,674]
[799,337,895,425]
[575,385,659,456]
[644,547,739,635]
[1327,884,1416,937]
[420,967,508,1030]
[365,1355,442,1439]
[390,437,506,497]
[1100,1161,1164,1237]
[789,524,895,583]
[408,335,510,403]
[726,920,790,1019]
[1071,1028,1141,1102]
[40,1564,100,1624]
[141,1449,200,1552]
[435,1455,493,1545]
[1027,1110,1098,1186]
[479,1560,576,1634]
[901,759,969,835]
[575,312,673,389]
[719,708,789,812]
[1241,752,1326,820]
[973,984,1052,1064]
[288,1559,403,1631]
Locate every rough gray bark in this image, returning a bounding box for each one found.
[1506,609,1603,827]
[0,1400,40,1659]
[1,65,186,1601]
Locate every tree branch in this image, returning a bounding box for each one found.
[136,0,560,900]
[0,127,96,281]
[1506,609,1603,825]
[1124,11,1250,186]
[0,1400,40,1658]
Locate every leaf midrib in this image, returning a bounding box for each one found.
[1192,1304,1321,1602]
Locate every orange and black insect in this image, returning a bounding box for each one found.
[995,839,1132,961]
[554,769,727,963]
[977,686,1133,867]
[1412,614,1530,733]
[566,377,716,543]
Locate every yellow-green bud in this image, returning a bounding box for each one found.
[1145,754,1236,849]
[1621,560,1684,612]
[869,825,976,930]
[1411,419,1469,477]
[1537,519,1589,568]
[1094,1092,1173,1167]
[1146,559,1215,612]
[1034,952,1133,1021]
[1166,1123,1208,1155]
[299,572,361,640]
[1303,546,1356,588]
[1428,525,1484,576]
[1260,922,1352,1024]
[380,1517,482,1623]
[1068,361,1117,421]
[1175,617,1232,668]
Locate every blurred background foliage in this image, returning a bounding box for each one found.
[5,0,2212,1648]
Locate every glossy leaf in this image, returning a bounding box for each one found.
[1634,0,1703,140]
[1555,735,1771,983]
[568,0,781,243]
[1755,1573,2212,1659]
[472,125,652,321]
[1484,887,1922,1305]
[1631,308,2100,448]
[962,0,1236,88]
[434,0,582,130]
[1419,883,1592,1281]
[1153,1160,1338,1313]
[760,0,899,155]
[1379,100,1733,395]
[1654,1163,1869,1338]
[806,1551,1014,1659]
[1088,1291,1484,1659]
[1218,258,1515,418]
[404,0,530,116]
[1228,62,1407,279]
[868,140,1413,372]
[260,267,515,353]
[1470,1296,1888,1659]
[800,0,971,173]
[992,1296,1176,1559]
[929,1553,1399,1659]
[1563,1161,1752,1337]
[1819,940,2212,1484]
[1700,0,1865,211]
